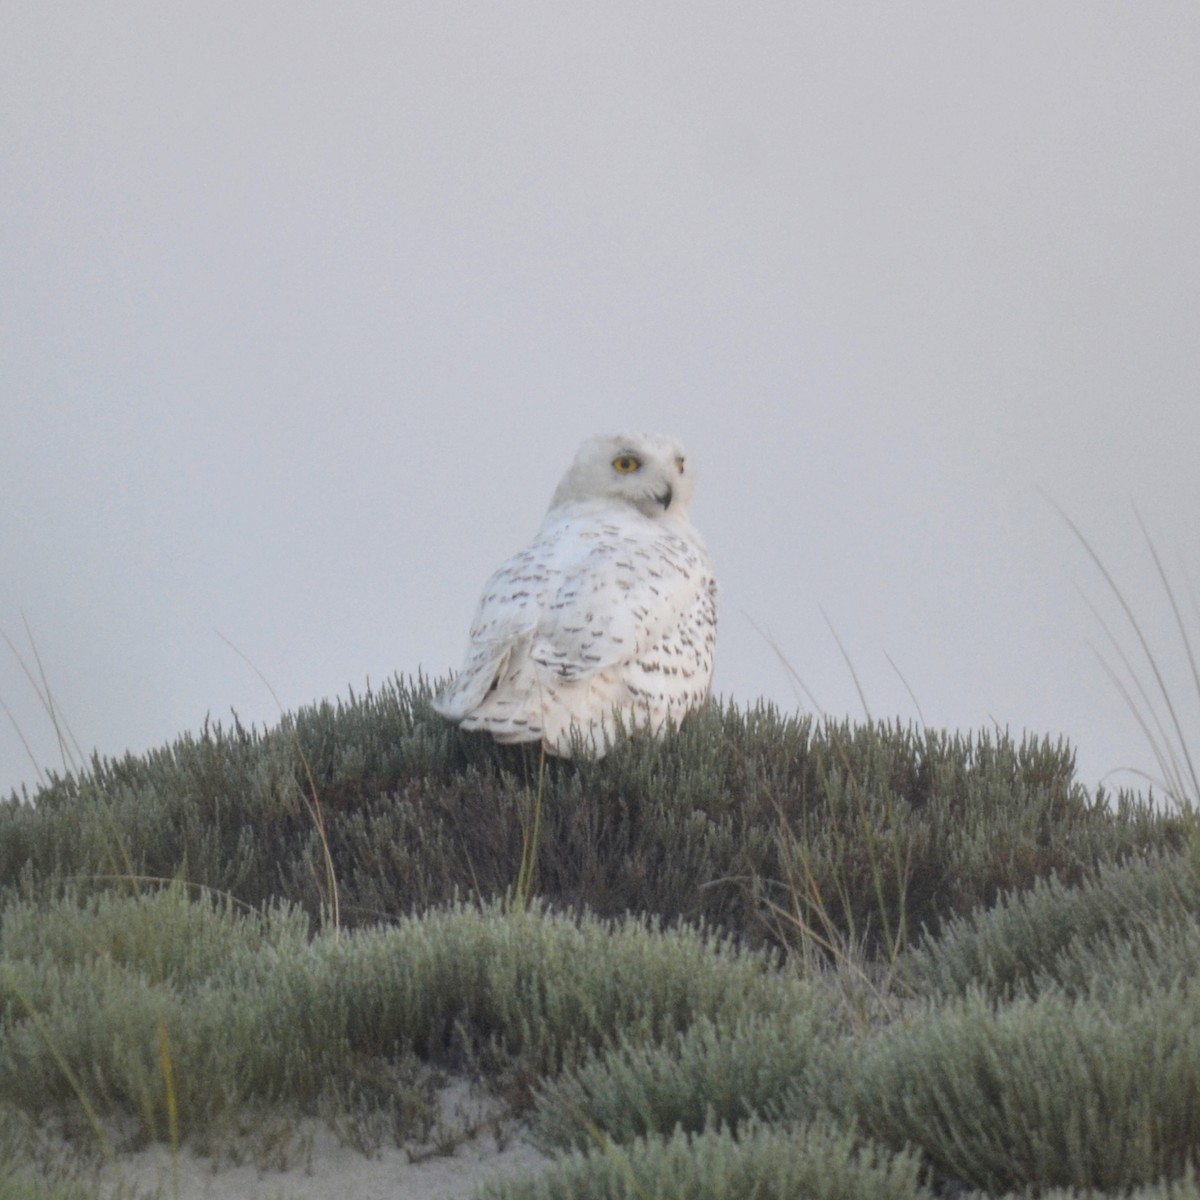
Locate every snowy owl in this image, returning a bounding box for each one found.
[434,432,718,758]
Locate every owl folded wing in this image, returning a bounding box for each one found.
[529,529,713,683]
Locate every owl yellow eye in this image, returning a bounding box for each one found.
[612,454,641,474]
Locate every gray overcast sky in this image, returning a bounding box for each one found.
[2,4,1198,799]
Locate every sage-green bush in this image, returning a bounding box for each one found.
[997,1171,1200,1199]
[531,1004,845,1152]
[0,889,798,1141]
[1,679,1176,959]
[480,1120,929,1200]
[844,984,1200,1193]
[1,679,1194,1197]
[901,850,1200,1001]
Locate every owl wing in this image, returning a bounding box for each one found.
[432,541,552,718]
[435,513,714,724]
[529,521,713,682]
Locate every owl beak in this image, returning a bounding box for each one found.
[655,485,673,510]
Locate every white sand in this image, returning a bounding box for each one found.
[106,1125,548,1200]
[81,1079,551,1200]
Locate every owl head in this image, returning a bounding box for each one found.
[549,432,696,519]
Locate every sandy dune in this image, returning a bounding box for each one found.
[79,1079,551,1200]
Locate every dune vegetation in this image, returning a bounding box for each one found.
[0,674,1197,1198]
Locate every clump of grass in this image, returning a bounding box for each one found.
[0,890,801,1147]
[530,1001,845,1153]
[842,982,1200,1194]
[900,848,1200,1002]
[314,1054,446,1158]
[479,1119,929,1200]
[0,680,1175,961]
[994,1171,1200,1199]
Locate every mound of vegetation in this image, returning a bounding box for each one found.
[0,676,1175,951]
[0,676,1195,1199]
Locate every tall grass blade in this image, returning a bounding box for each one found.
[1,618,85,781]
[216,631,341,933]
[1045,491,1198,810]
[820,607,871,723]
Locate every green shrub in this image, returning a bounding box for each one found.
[843,985,1200,1193]
[0,884,308,999]
[998,1170,1200,1198]
[531,1003,844,1152]
[2,680,1194,1197]
[479,1120,929,1200]
[0,679,1178,959]
[0,891,799,1142]
[901,851,1200,1002]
